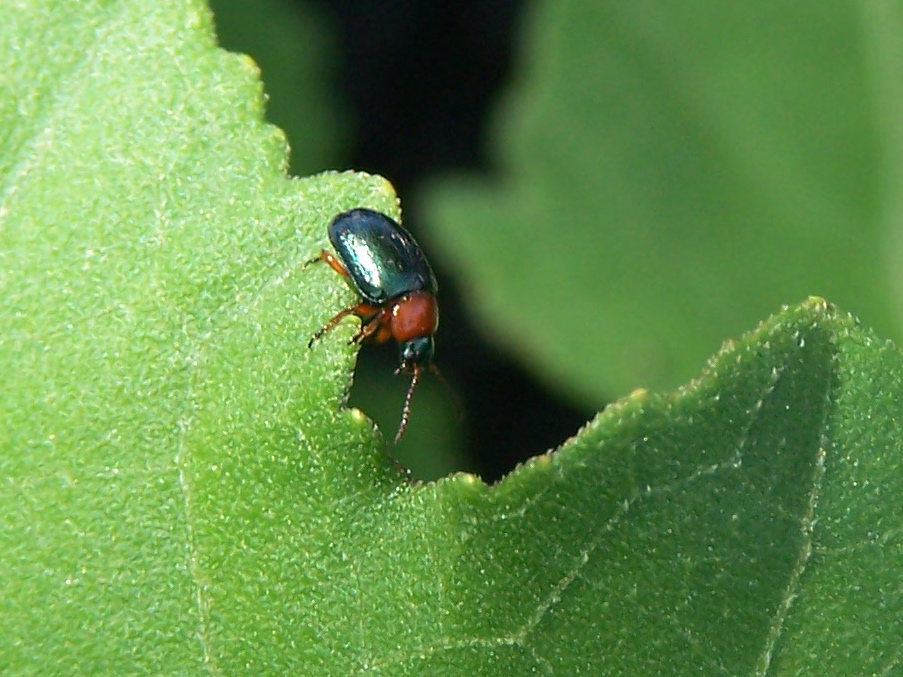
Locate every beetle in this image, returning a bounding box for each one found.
[306,207,447,443]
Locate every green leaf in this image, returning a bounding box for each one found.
[0,0,396,671]
[424,0,903,401]
[2,2,901,675]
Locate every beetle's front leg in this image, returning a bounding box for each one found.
[308,305,357,348]
[350,305,389,344]
[308,303,385,349]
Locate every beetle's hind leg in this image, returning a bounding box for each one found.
[307,249,371,348]
[304,249,349,277]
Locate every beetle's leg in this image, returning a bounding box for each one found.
[309,303,384,348]
[304,249,349,277]
[369,323,394,344]
[429,362,463,419]
[308,306,355,348]
[350,305,387,344]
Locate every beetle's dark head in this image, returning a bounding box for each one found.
[398,335,435,371]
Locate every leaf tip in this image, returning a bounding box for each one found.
[349,407,373,429]
[235,52,262,78]
[627,387,649,401]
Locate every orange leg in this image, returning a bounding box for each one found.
[308,306,356,348]
[309,303,385,348]
[304,249,349,277]
[307,250,395,348]
[306,249,357,347]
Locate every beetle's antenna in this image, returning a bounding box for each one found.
[430,363,463,420]
[394,366,420,444]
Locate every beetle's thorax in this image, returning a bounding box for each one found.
[389,290,438,343]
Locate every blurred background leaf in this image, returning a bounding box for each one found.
[424,1,903,405]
